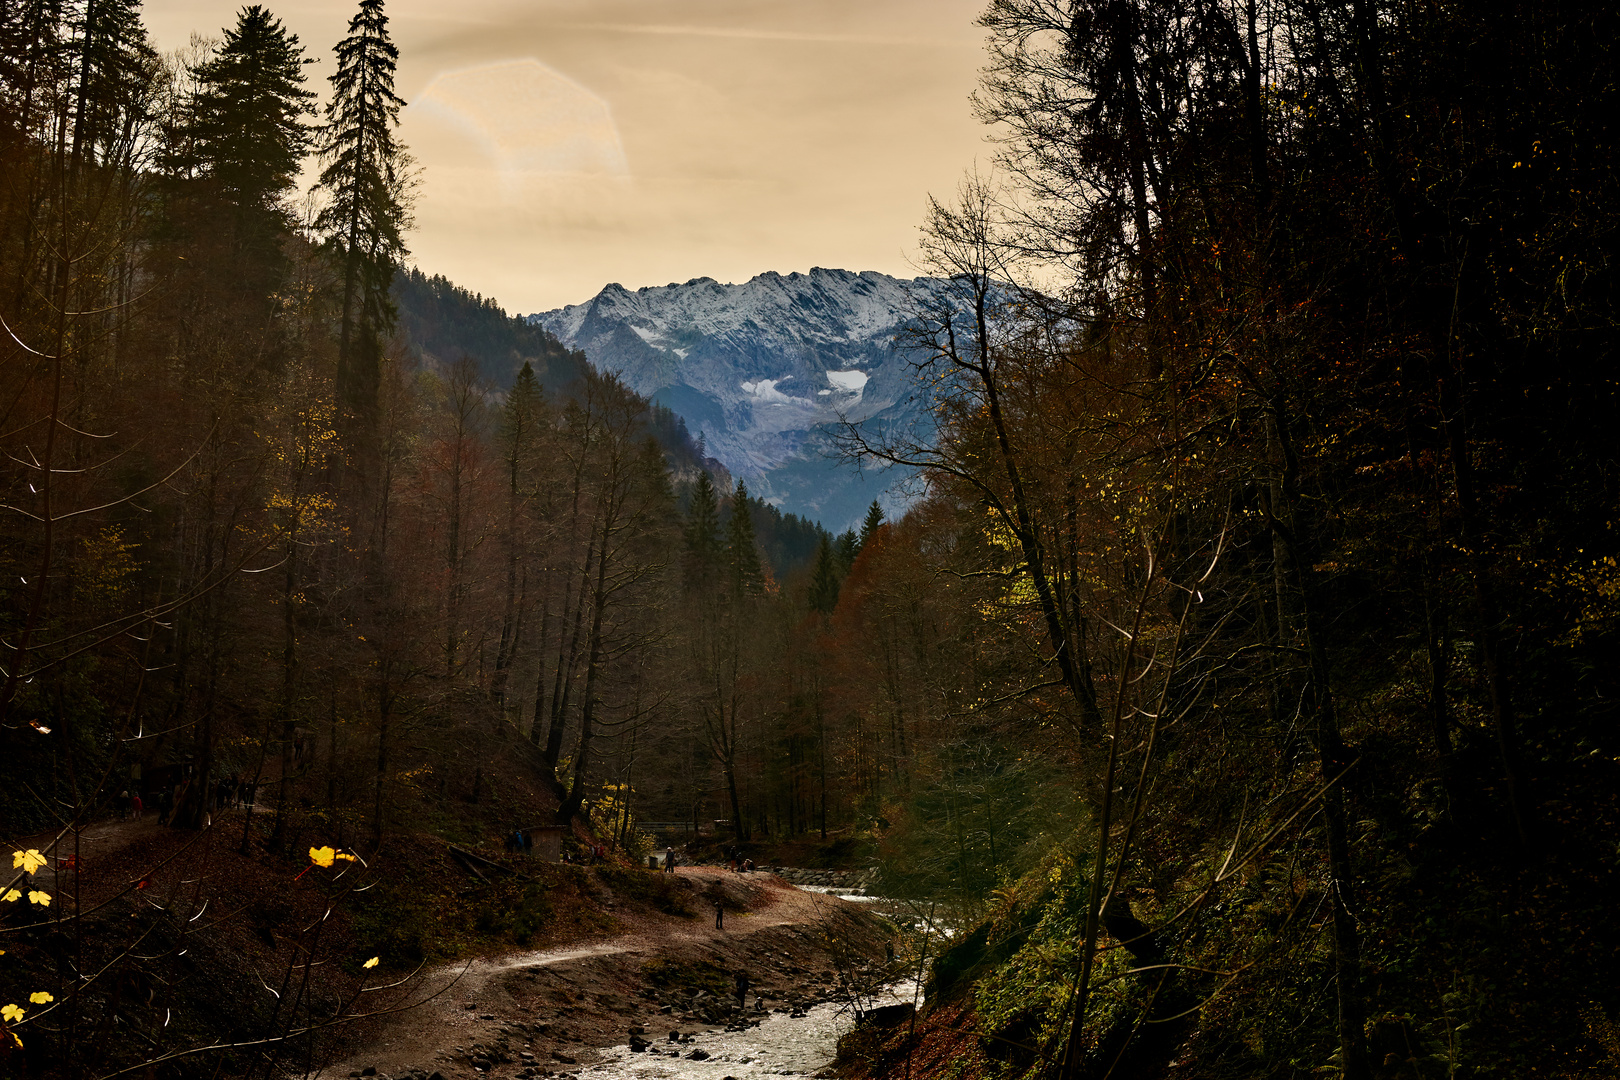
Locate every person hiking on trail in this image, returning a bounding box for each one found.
[116,790,130,820]
[714,898,725,930]
[665,846,676,873]
[131,791,144,819]
[734,971,750,1010]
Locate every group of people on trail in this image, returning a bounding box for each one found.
[559,842,606,865]
[213,773,257,811]
[111,772,261,828]
[504,827,534,855]
[723,846,754,874]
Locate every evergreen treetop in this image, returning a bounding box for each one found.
[313,0,411,422]
[808,532,840,614]
[683,470,722,593]
[835,529,858,572]
[500,360,545,485]
[858,499,885,550]
[188,6,313,217]
[725,480,763,596]
[68,0,158,168]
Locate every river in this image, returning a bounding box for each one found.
[571,981,918,1080]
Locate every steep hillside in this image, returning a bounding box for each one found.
[393,267,590,392]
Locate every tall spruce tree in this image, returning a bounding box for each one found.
[683,470,722,594]
[858,499,884,550]
[835,529,858,572]
[67,0,157,172]
[494,360,544,704]
[186,5,313,282]
[313,0,409,428]
[725,479,763,596]
[808,533,840,614]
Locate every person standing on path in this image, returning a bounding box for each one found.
[734,971,750,1010]
[131,792,143,819]
[714,899,725,930]
[665,846,676,873]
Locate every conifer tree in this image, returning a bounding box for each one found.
[835,528,858,572]
[683,470,722,593]
[808,532,840,614]
[67,0,157,172]
[186,5,313,274]
[313,0,410,427]
[725,479,763,596]
[494,360,545,702]
[858,499,885,550]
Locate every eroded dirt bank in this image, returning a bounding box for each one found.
[320,868,893,1080]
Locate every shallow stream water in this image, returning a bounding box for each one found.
[573,981,918,1080]
[788,885,882,902]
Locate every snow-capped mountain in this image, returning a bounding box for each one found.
[529,268,936,530]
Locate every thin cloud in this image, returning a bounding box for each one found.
[559,22,965,49]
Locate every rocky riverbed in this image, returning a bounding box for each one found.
[756,867,879,895]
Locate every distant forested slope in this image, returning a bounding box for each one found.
[392,267,588,390]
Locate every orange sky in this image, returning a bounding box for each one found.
[143,0,990,313]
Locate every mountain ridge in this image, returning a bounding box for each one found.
[528,267,935,529]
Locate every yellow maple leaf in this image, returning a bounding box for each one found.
[1,889,20,903]
[363,956,379,969]
[27,891,50,907]
[12,849,45,874]
[334,853,357,862]
[27,992,51,1004]
[308,846,336,868]
[1,1004,23,1022]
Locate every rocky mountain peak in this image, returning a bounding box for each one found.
[528,269,937,529]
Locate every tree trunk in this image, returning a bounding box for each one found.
[1263,400,1371,1080]
[557,533,610,824]
[372,665,393,846]
[270,538,299,851]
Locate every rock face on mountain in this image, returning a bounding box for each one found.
[529,268,935,529]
